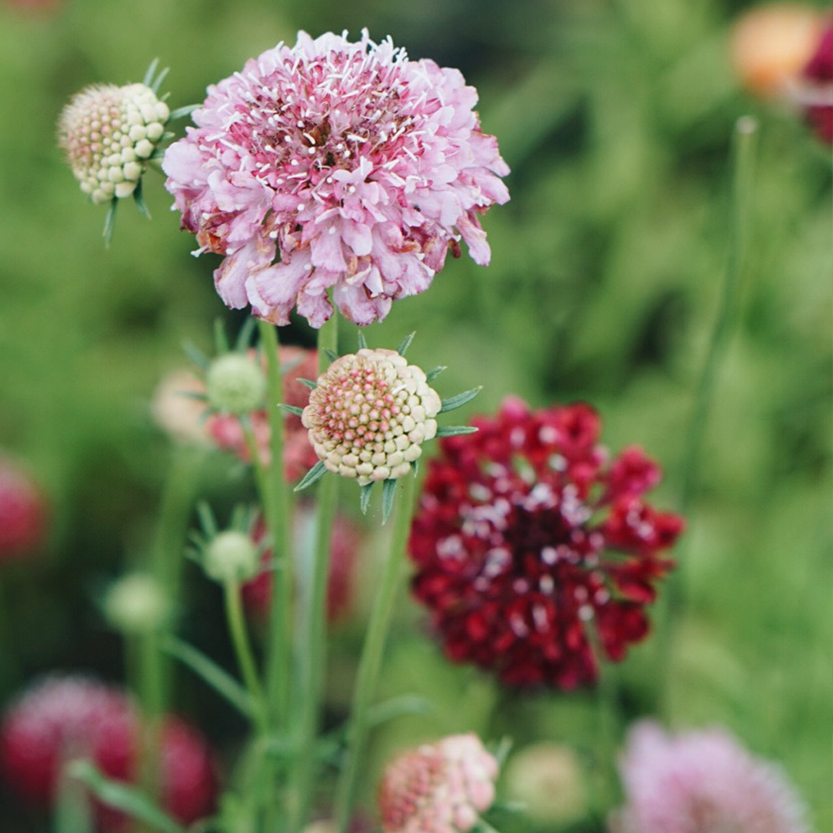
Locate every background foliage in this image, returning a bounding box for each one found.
[0,0,830,829]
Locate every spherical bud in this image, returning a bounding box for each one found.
[205,353,267,415]
[102,573,171,636]
[503,743,587,826]
[378,733,498,833]
[58,82,170,204]
[730,4,825,97]
[151,369,211,446]
[302,349,441,486]
[203,530,260,584]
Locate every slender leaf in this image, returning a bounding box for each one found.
[132,178,151,219]
[235,317,257,352]
[294,460,327,492]
[435,425,478,437]
[142,58,160,88]
[425,366,447,383]
[360,483,373,515]
[278,403,305,417]
[213,319,230,355]
[68,761,187,833]
[181,340,210,371]
[324,348,339,363]
[168,104,200,121]
[196,501,218,537]
[357,330,368,350]
[440,387,482,413]
[396,332,416,356]
[297,378,317,390]
[161,636,253,718]
[102,199,118,247]
[150,66,170,95]
[381,478,398,524]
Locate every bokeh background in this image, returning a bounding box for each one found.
[0,0,830,830]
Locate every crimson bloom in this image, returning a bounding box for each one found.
[801,23,833,143]
[0,456,48,564]
[163,30,509,328]
[408,397,683,689]
[0,675,218,830]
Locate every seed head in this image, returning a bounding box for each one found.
[58,83,169,204]
[203,530,261,584]
[302,349,441,485]
[102,573,171,635]
[205,353,267,415]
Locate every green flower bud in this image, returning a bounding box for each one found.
[205,353,267,415]
[203,530,260,584]
[103,573,171,635]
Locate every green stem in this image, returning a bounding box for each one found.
[660,116,758,712]
[286,314,340,833]
[258,320,294,734]
[224,580,269,736]
[333,474,417,833]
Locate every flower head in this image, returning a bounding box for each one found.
[102,573,172,635]
[378,734,498,833]
[59,82,169,204]
[0,457,48,564]
[408,397,684,689]
[611,721,811,833]
[0,675,218,830]
[302,348,441,485]
[800,23,833,143]
[163,30,509,328]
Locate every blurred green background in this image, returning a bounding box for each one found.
[0,0,830,829]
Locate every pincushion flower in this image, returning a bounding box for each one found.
[0,675,218,830]
[0,456,48,564]
[408,397,684,689]
[610,721,810,833]
[163,30,510,328]
[378,734,498,833]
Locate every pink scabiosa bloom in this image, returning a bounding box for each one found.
[408,397,684,689]
[241,505,362,624]
[611,721,811,833]
[800,23,833,143]
[378,734,498,833]
[0,675,218,830]
[207,345,319,482]
[0,456,48,564]
[163,30,510,328]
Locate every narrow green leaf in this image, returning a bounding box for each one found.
[161,636,253,718]
[360,483,373,515]
[381,478,398,524]
[168,104,200,121]
[181,340,210,371]
[366,694,434,727]
[235,316,257,352]
[213,319,230,355]
[297,378,317,390]
[324,348,339,363]
[196,502,218,537]
[68,761,187,833]
[132,178,151,219]
[142,58,160,88]
[440,387,482,414]
[396,332,416,357]
[435,425,478,437]
[357,330,368,350]
[150,66,170,95]
[295,460,327,492]
[425,366,447,382]
[278,403,305,417]
[175,390,208,402]
[103,199,118,247]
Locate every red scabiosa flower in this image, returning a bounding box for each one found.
[0,675,218,830]
[800,23,833,143]
[163,30,510,328]
[0,456,48,564]
[378,734,498,833]
[610,721,810,833]
[207,345,319,483]
[408,397,684,689]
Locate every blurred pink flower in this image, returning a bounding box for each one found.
[163,30,509,328]
[378,734,498,833]
[0,675,218,831]
[0,456,48,565]
[800,23,833,143]
[611,721,810,833]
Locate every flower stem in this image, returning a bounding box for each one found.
[257,320,295,733]
[224,579,269,736]
[333,474,417,833]
[286,315,339,833]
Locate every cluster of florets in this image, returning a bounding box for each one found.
[0,675,218,830]
[611,721,810,833]
[163,30,509,328]
[378,734,498,833]
[409,397,684,689]
[58,83,169,203]
[302,348,441,485]
[0,457,48,564]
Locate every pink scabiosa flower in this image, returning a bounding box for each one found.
[241,505,362,624]
[378,734,498,833]
[163,30,510,328]
[611,721,811,833]
[207,345,319,483]
[0,675,218,830]
[408,397,684,689]
[0,456,48,564]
